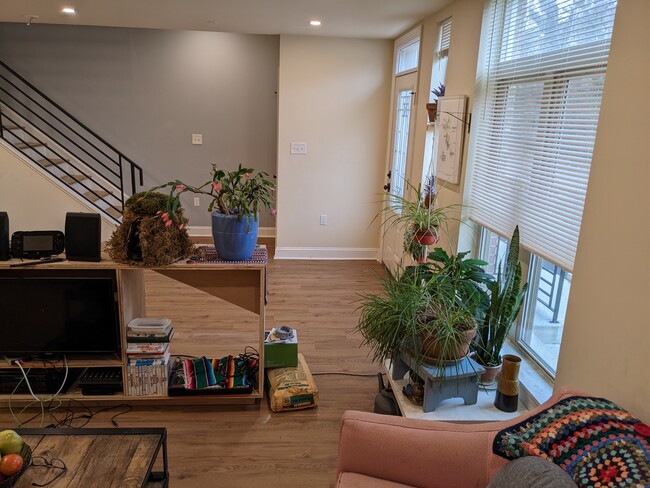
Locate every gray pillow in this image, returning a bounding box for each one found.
[488,456,578,488]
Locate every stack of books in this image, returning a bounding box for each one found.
[126,318,173,396]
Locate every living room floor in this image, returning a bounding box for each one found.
[0,255,387,487]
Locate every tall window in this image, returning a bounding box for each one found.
[432,17,452,90]
[469,0,617,375]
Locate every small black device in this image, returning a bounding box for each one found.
[10,230,64,259]
[0,368,80,395]
[65,212,101,262]
[79,367,123,395]
[0,212,9,261]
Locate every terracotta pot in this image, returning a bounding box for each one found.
[421,328,477,364]
[414,228,438,246]
[479,362,502,385]
[426,102,438,123]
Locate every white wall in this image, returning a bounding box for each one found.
[554,0,650,420]
[0,143,116,241]
[275,35,392,259]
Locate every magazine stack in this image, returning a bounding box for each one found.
[126,318,173,396]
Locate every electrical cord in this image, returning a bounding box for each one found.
[13,356,69,402]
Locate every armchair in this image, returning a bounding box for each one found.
[336,387,583,488]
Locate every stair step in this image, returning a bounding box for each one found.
[39,158,69,167]
[61,174,88,185]
[2,125,24,131]
[15,141,46,150]
[106,207,123,220]
[84,190,111,201]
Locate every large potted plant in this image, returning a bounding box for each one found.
[146,163,275,261]
[472,226,528,384]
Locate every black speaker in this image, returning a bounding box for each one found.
[65,212,101,262]
[0,212,9,261]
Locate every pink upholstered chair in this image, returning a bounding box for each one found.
[336,387,584,488]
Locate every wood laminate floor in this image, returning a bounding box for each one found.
[0,253,388,487]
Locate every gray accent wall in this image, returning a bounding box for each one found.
[0,23,279,227]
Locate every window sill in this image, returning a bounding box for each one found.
[501,340,554,410]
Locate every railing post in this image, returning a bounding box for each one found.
[118,154,125,211]
[131,164,137,196]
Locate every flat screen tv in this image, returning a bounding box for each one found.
[0,269,121,358]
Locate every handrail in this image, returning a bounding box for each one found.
[0,59,144,220]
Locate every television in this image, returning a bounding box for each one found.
[0,269,121,358]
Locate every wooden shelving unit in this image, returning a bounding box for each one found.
[0,255,266,407]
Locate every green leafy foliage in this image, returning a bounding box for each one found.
[473,226,529,367]
[144,163,276,226]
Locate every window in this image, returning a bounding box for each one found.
[395,28,420,75]
[422,18,452,186]
[479,228,571,375]
[469,0,617,375]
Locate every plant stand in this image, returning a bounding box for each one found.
[391,351,486,412]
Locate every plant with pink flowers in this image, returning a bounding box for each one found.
[148,163,276,225]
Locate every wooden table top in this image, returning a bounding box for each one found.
[11,428,167,488]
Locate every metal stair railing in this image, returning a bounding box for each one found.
[0,59,144,223]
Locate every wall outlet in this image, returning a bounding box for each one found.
[193,197,200,207]
[290,142,307,155]
[320,214,327,226]
[192,134,203,145]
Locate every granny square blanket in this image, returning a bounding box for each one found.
[493,396,650,487]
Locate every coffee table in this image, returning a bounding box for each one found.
[12,427,168,488]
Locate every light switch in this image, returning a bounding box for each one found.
[193,197,200,207]
[192,134,203,145]
[290,142,307,155]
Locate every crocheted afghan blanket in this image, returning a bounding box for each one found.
[493,396,650,487]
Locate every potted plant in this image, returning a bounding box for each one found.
[144,163,276,261]
[378,179,461,251]
[472,226,528,385]
[426,83,446,123]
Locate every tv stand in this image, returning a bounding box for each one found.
[0,254,266,407]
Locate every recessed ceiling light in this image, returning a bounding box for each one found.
[309,20,322,26]
[207,20,219,25]
[61,7,76,14]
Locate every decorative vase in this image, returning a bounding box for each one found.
[211,211,259,261]
[494,354,521,412]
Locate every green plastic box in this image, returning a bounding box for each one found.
[264,330,298,368]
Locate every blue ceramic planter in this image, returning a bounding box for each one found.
[211,211,259,261]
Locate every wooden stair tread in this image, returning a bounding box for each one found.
[15,141,46,149]
[106,207,123,219]
[2,125,24,131]
[39,158,68,167]
[84,190,111,201]
[61,174,88,185]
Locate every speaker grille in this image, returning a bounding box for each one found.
[65,212,101,261]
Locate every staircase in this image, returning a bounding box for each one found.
[0,60,144,224]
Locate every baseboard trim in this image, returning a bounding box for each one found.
[274,247,379,260]
[188,225,276,238]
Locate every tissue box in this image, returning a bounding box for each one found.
[264,329,298,368]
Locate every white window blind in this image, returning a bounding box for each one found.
[439,18,452,58]
[469,0,617,272]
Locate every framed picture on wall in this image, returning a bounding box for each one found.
[434,95,468,184]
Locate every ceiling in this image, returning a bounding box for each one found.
[0,0,452,39]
